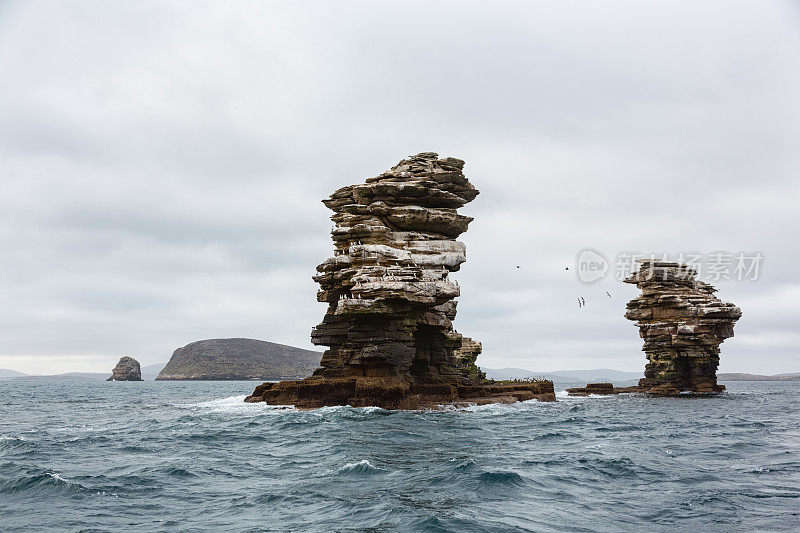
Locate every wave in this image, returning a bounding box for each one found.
[477,471,526,487]
[0,471,90,496]
[181,395,295,415]
[445,399,554,415]
[451,458,477,471]
[556,390,619,400]
[334,460,389,476]
[164,467,198,478]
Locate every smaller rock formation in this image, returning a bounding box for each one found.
[568,260,742,397]
[565,383,641,396]
[626,260,741,394]
[107,356,143,381]
[452,336,486,381]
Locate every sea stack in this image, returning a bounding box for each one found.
[246,152,554,408]
[107,356,143,381]
[568,260,742,396]
[624,260,741,394]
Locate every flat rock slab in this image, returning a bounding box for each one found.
[245,377,556,410]
[566,382,725,397]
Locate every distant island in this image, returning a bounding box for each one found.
[155,338,321,381]
[717,373,800,382]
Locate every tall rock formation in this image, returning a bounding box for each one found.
[624,260,742,394]
[246,153,554,408]
[107,356,143,381]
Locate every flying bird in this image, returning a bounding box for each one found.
[516,265,521,269]
[578,298,582,308]
[581,297,586,306]
[606,291,611,298]
[565,267,569,270]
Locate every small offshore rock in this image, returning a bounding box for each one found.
[107,356,143,381]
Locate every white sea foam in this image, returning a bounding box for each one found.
[309,405,392,416]
[459,401,533,414]
[343,459,375,469]
[555,390,615,400]
[335,459,388,475]
[193,395,251,408]
[433,397,555,414]
[0,434,29,442]
[185,395,296,414]
[46,472,67,482]
[359,406,391,414]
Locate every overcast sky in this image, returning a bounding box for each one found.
[1,1,798,375]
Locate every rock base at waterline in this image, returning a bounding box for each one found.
[245,377,556,409]
[566,383,644,396]
[566,381,725,397]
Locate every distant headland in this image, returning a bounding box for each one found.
[155,338,320,381]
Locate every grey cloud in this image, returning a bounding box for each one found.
[0,0,797,374]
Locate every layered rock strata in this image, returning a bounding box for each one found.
[569,261,741,396]
[567,260,742,396]
[247,153,554,408]
[624,260,741,394]
[107,356,143,381]
[570,260,743,397]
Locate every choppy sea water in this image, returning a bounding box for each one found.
[1,381,799,532]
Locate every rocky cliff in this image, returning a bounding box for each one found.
[569,260,742,396]
[156,339,320,381]
[246,153,554,408]
[107,356,143,381]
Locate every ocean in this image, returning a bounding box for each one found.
[1,380,798,532]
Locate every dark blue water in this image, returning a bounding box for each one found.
[1,381,799,532]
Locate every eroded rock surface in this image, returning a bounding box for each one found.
[607,260,741,396]
[107,356,143,381]
[247,153,554,408]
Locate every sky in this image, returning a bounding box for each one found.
[0,0,798,375]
